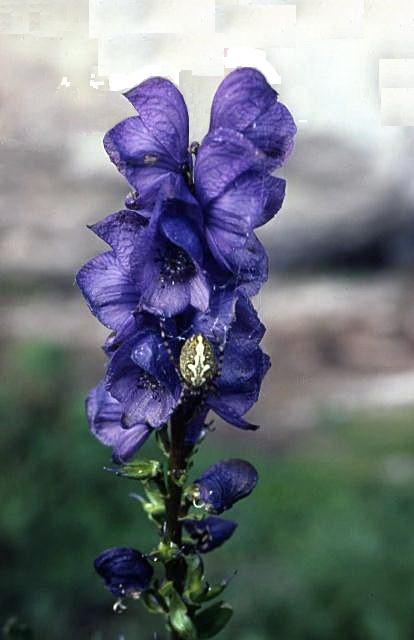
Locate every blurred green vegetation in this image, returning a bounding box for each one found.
[2,341,414,639]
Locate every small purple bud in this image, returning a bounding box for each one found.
[194,459,258,514]
[94,547,153,598]
[184,516,237,552]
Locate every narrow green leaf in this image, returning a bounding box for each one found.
[195,601,233,639]
[204,571,237,602]
[184,554,209,603]
[166,584,197,640]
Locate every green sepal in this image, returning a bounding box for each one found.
[139,479,165,523]
[151,540,180,563]
[160,581,197,640]
[143,480,165,505]
[203,571,236,602]
[168,468,188,487]
[113,459,163,481]
[183,554,209,604]
[194,601,233,639]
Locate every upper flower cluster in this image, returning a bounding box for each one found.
[77,67,296,462]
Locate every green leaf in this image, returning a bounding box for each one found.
[162,582,197,640]
[116,459,162,480]
[195,601,233,639]
[184,554,209,604]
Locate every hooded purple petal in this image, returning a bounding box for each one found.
[94,547,153,597]
[124,77,189,166]
[195,128,282,271]
[90,209,148,271]
[76,252,138,331]
[86,382,151,463]
[194,459,258,514]
[209,67,296,169]
[184,516,237,553]
[104,77,191,207]
[195,128,266,206]
[204,171,285,242]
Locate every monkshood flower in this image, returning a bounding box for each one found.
[105,326,181,429]
[184,516,237,553]
[76,178,209,325]
[86,381,151,463]
[188,291,270,429]
[129,178,209,317]
[94,547,153,598]
[193,459,258,514]
[209,67,297,169]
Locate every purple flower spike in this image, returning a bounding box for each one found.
[209,67,297,169]
[104,77,191,207]
[194,459,258,514]
[184,516,237,553]
[86,382,151,463]
[94,547,153,597]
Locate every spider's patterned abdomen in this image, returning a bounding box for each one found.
[179,334,218,388]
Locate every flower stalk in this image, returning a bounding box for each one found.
[165,410,189,590]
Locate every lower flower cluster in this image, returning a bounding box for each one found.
[77,67,295,638]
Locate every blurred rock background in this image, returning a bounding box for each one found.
[1,1,414,639]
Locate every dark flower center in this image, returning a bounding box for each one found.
[138,372,162,400]
[158,245,196,286]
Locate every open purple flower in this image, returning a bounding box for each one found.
[194,459,258,514]
[189,291,270,429]
[77,178,210,325]
[94,547,153,597]
[129,176,209,317]
[209,67,297,170]
[184,516,237,553]
[104,77,191,208]
[86,382,151,463]
[105,327,181,429]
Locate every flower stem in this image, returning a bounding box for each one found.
[165,407,188,586]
